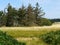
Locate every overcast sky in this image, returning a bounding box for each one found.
[0,0,60,19]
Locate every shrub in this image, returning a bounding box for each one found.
[37,18,52,26]
[40,31,60,45]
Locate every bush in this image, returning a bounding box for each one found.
[40,31,60,45]
[37,18,52,26]
[0,30,26,45]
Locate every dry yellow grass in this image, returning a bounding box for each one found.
[0,25,60,31]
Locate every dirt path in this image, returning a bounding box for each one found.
[16,37,39,41]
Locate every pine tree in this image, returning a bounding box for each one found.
[24,4,35,26]
[6,3,18,26]
[34,2,45,25]
[18,5,26,26]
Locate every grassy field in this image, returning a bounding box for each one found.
[0,25,60,45]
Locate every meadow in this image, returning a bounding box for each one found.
[0,24,60,45]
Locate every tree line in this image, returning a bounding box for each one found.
[0,3,52,27]
[50,19,60,23]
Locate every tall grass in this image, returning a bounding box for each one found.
[0,26,60,45]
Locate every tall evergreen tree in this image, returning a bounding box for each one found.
[34,3,45,19]
[0,11,3,26]
[6,3,13,26]
[34,2,45,25]
[6,3,17,26]
[24,4,36,26]
[18,5,26,26]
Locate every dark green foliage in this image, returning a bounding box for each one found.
[50,19,60,22]
[37,18,52,26]
[0,30,26,45]
[24,4,36,26]
[6,3,18,26]
[40,31,60,45]
[34,3,45,20]
[17,5,26,26]
[0,3,52,27]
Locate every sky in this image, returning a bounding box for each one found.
[0,0,60,19]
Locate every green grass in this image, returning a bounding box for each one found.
[1,30,50,45]
[0,30,54,38]
[4,30,49,38]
